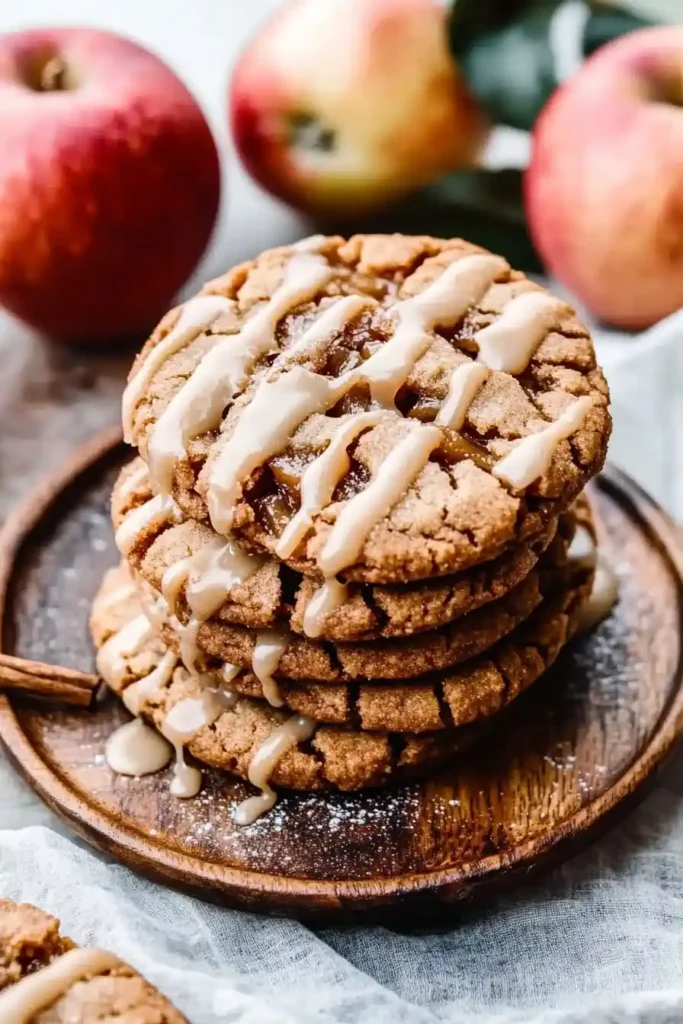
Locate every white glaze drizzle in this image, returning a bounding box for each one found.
[0,948,123,1023]
[302,579,349,639]
[138,583,168,632]
[186,537,263,620]
[318,424,442,577]
[122,649,178,716]
[95,615,154,687]
[252,629,289,707]
[105,717,172,777]
[567,524,597,570]
[476,292,564,374]
[122,295,234,443]
[120,294,232,442]
[115,462,150,502]
[208,366,341,534]
[170,759,202,800]
[359,253,505,408]
[566,525,618,634]
[358,321,432,410]
[282,294,373,364]
[178,618,203,675]
[160,558,193,619]
[493,396,594,490]
[221,662,242,684]
[114,495,179,557]
[435,362,489,430]
[235,714,317,826]
[162,689,234,798]
[276,411,385,560]
[147,253,332,495]
[166,537,263,674]
[578,557,618,634]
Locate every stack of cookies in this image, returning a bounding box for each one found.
[91,233,612,825]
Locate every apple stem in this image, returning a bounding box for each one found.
[289,114,336,154]
[39,56,71,92]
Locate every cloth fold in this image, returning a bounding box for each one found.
[2,745,683,1023]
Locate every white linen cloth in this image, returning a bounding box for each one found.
[3,743,683,1023]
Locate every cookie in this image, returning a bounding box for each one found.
[155,558,552,682]
[93,545,592,738]
[0,900,74,992]
[91,574,497,792]
[123,508,576,683]
[114,470,579,683]
[123,234,610,584]
[114,457,562,641]
[0,900,186,1024]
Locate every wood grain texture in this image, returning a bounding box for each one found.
[0,431,682,923]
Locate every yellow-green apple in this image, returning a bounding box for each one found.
[230,0,489,217]
[526,26,683,329]
[0,28,220,344]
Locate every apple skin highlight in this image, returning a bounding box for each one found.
[526,26,683,330]
[0,28,221,343]
[230,0,488,218]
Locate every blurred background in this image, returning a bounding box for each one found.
[0,0,682,515]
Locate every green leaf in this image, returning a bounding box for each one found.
[448,0,652,129]
[584,6,655,53]
[447,0,537,60]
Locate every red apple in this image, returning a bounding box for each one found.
[231,0,489,217]
[0,28,220,344]
[526,26,683,330]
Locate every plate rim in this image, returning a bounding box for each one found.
[1,429,683,918]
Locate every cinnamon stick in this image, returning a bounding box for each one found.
[0,653,101,708]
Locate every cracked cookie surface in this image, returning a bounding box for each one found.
[92,547,592,738]
[114,458,563,642]
[124,234,610,583]
[114,469,579,682]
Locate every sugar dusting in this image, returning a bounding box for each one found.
[162,782,424,878]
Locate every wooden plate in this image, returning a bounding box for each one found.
[1,430,682,924]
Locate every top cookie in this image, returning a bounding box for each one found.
[123,234,610,583]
